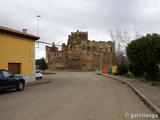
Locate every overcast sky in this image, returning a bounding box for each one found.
[1,0,160,59]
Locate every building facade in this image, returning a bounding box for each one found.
[0,26,39,82]
[46,30,115,71]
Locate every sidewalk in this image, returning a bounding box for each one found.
[103,74,160,114]
[26,79,50,87]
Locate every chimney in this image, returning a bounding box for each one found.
[22,29,27,33]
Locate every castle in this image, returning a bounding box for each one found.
[46,30,115,71]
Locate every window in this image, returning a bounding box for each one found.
[110,47,112,53]
[36,70,40,73]
[87,46,90,51]
[8,63,21,74]
[0,71,3,77]
[2,71,12,77]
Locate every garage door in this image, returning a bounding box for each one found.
[8,63,21,74]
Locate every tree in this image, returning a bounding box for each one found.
[110,29,142,65]
[126,33,160,80]
[110,30,130,65]
[39,58,48,74]
[117,64,128,75]
[128,62,144,76]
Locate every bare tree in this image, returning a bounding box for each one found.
[110,30,130,65]
[110,29,142,65]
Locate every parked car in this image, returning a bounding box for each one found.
[96,69,102,75]
[35,70,43,79]
[0,69,25,91]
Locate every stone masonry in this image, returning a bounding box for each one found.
[46,30,115,71]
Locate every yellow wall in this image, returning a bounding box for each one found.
[0,33,35,74]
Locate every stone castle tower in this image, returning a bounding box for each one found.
[68,30,88,45]
[46,30,115,71]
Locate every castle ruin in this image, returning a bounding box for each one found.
[46,30,115,71]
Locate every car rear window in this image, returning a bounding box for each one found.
[36,71,40,73]
[0,71,3,77]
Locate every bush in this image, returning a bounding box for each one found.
[117,64,128,75]
[144,72,160,81]
[127,63,144,76]
[151,81,160,86]
[126,33,160,81]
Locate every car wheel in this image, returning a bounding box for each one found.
[17,82,24,91]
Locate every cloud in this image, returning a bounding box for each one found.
[1,0,160,58]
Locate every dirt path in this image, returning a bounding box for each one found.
[0,72,159,120]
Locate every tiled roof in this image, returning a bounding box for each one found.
[0,26,40,40]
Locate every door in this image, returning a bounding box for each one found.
[1,70,17,88]
[8,63,21,74]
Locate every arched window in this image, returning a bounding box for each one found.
[87,46,90,51]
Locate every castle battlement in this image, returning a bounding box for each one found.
[68,30,88,45]
[46,30,115,70]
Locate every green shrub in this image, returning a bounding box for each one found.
[117,64,128,75]
[128,63,144,76]
[151,81,160,86]
[144,72,160,81]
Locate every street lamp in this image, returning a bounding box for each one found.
[34,15,41,79]
[37,15,41,36]
[37,15,41,48]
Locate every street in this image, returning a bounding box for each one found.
[0,72,158,120]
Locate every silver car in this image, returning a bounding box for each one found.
[96,69,102,75]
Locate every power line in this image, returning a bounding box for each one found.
[36,41,62,47]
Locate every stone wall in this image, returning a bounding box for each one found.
[46,30,115,71]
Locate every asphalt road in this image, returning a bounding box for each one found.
[0,72,159,120]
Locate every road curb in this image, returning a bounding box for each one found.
[26,80,50,87]
[103,74,160,116]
